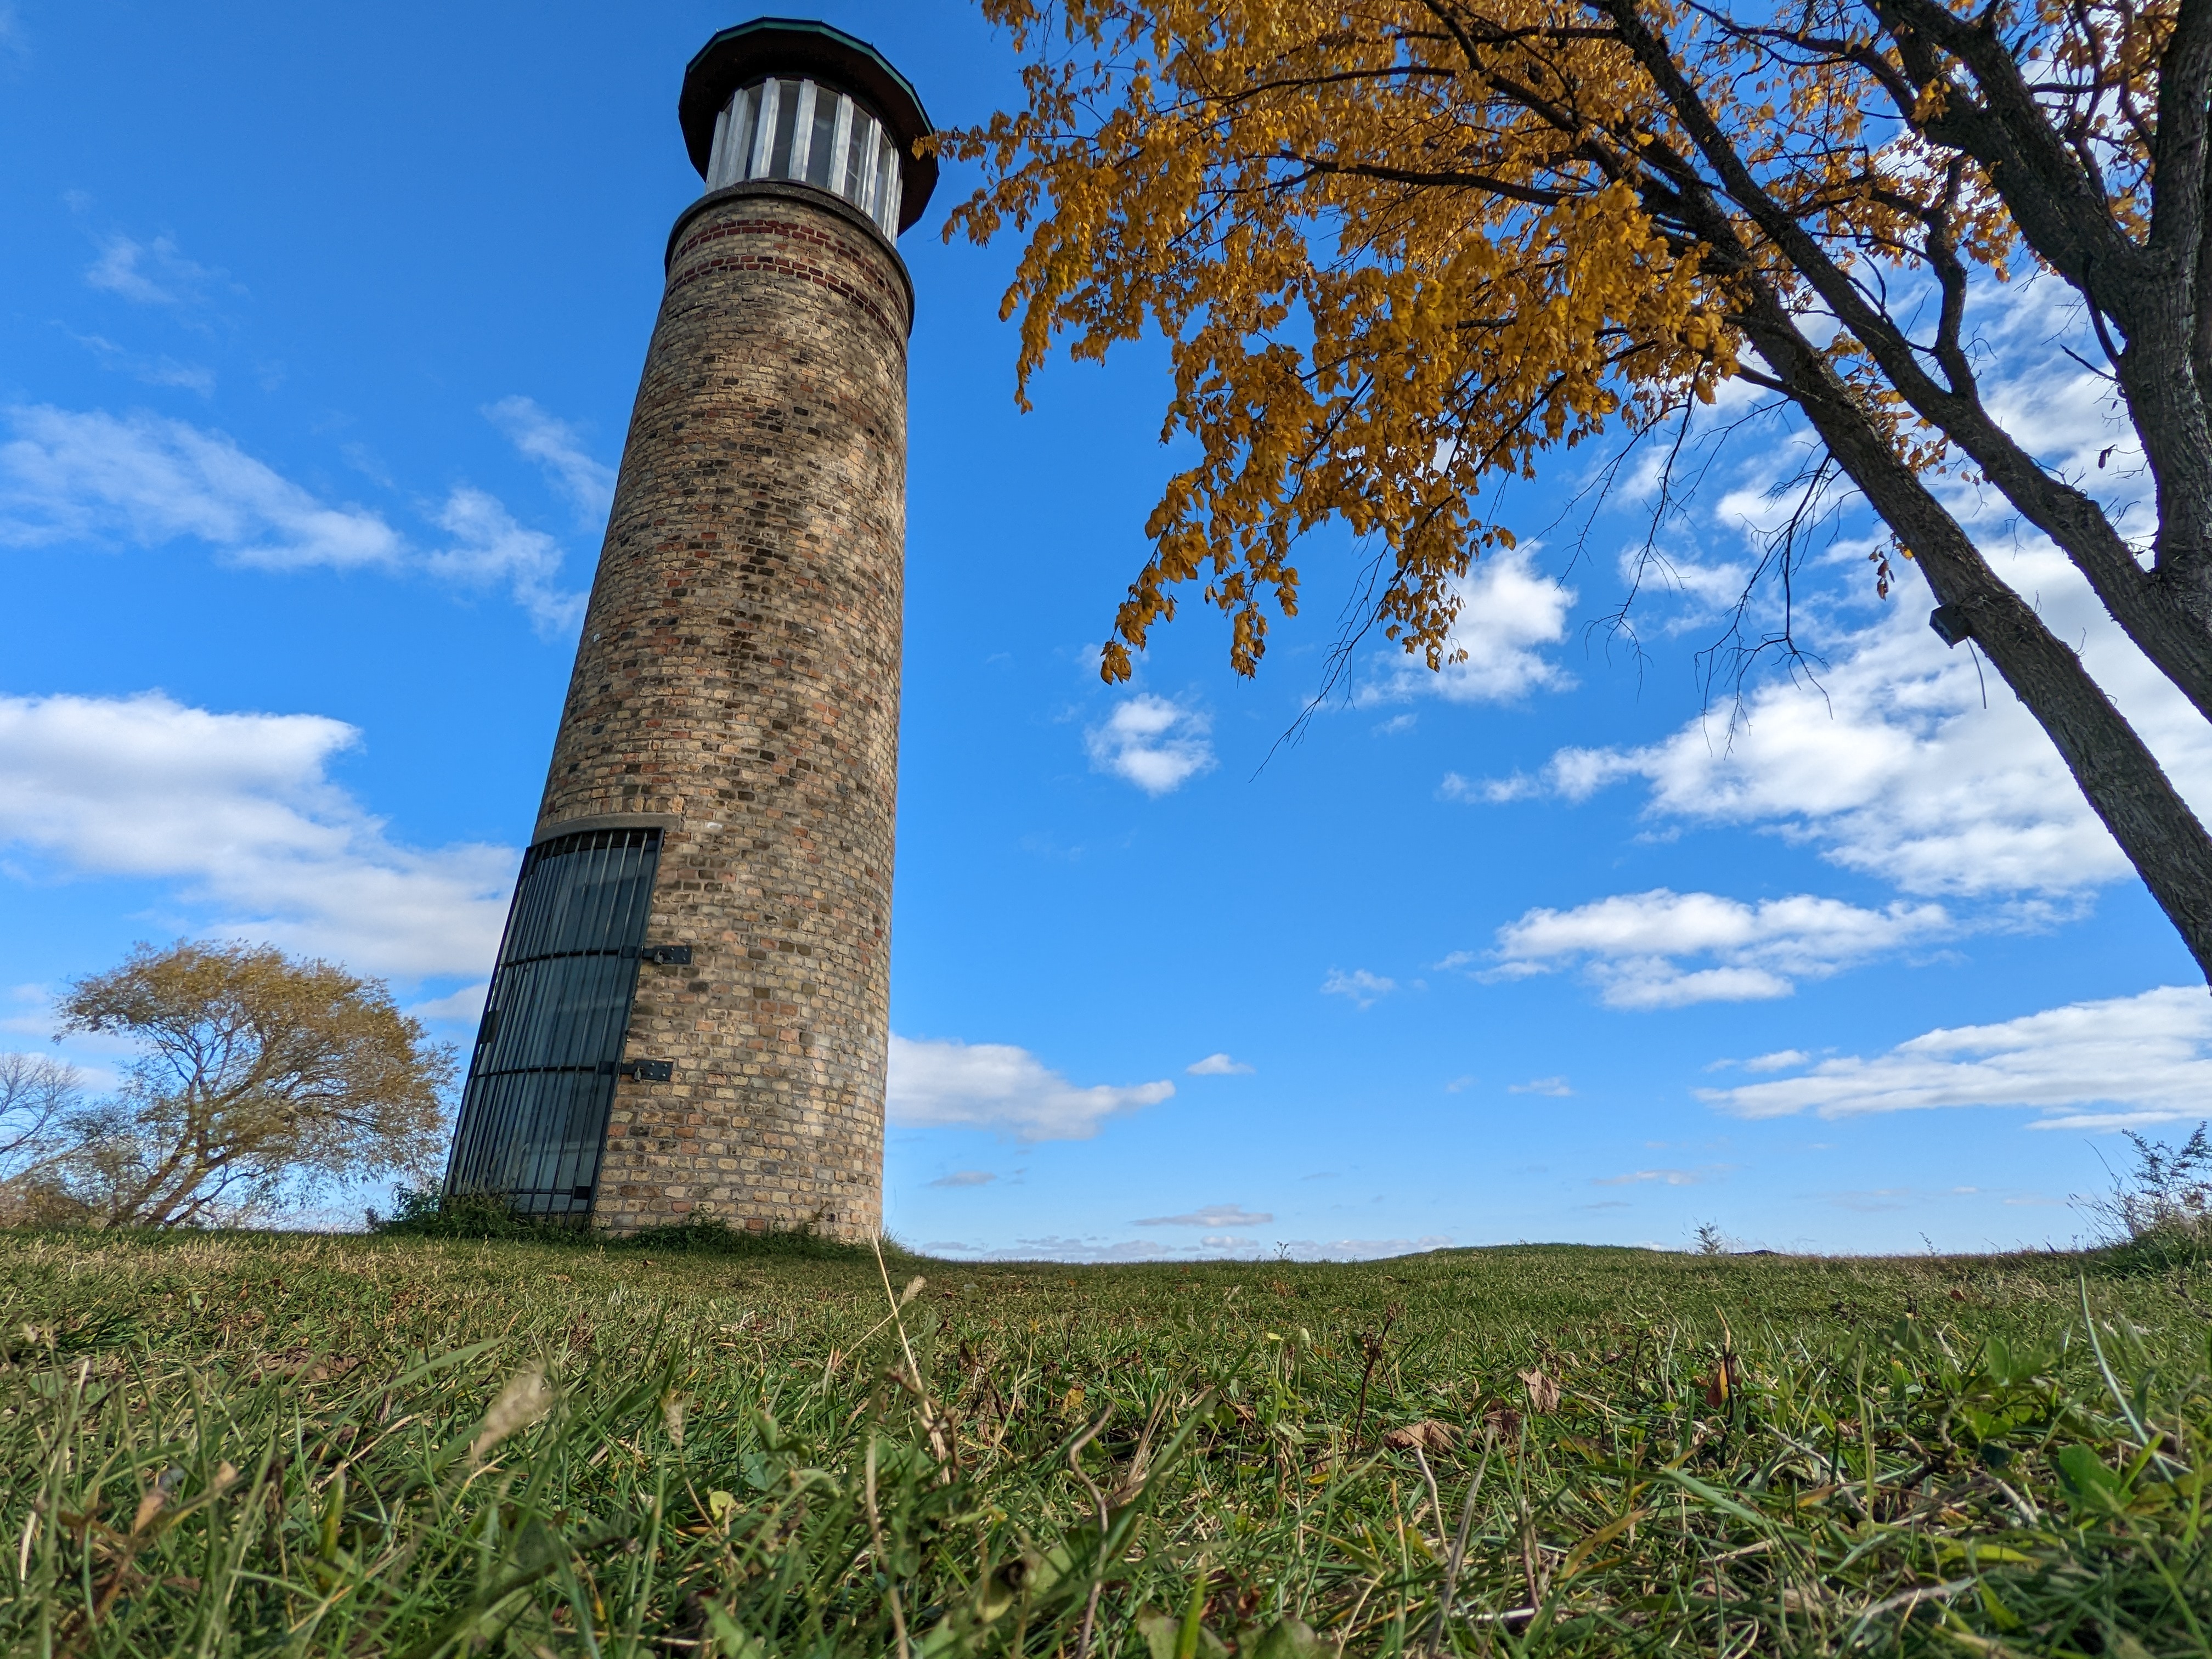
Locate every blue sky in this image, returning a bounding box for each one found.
[3,1,2208,1258]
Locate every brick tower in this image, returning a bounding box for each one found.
[443,19,933,1238]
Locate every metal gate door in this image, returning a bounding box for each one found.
[442,826,662,1217]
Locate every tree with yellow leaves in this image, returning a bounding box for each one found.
[8,941,452,1228]
[941,0,2212,980]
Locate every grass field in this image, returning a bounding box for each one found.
[3,1231,2209,1657]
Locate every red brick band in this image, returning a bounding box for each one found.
[670,215,908,347]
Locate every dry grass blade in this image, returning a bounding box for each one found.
[1066,1403,1116,1659]
[1423,1425,1492,1658]
[468,1364,553,1464]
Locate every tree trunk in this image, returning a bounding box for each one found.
[1740,295,2212,983]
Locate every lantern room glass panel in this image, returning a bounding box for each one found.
[703,76,909,236]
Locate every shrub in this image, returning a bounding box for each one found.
[369,1187,898,1262]
[2084,1122,2212,1276]
[366,1185,576,1242]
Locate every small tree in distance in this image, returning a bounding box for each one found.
[9,941,454,1229]
[0,1053,83,1224]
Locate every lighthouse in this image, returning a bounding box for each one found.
[443,19,932,1237]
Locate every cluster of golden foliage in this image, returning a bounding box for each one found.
[938,0,2172,682]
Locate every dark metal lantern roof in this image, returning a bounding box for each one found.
[680,18,938,235]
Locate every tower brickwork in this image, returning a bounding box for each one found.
[444,20,933,1238]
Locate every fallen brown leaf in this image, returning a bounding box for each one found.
[1701,1355,1741,1409]
[1383,1419,1459,1453]
[1520,1367,1561,1414]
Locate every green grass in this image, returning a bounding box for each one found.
[2,1232,2209,1656]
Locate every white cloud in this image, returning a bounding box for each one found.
[1745,1048,1811,1072]
[486,396,616,527]
[1616,544,1754,621]
[938,1232,1450,1262]
[1322,968,1395,1008]
[978,1235,1230,1262]
[84,233,219,306]
[0,405,584,631]
[1824,1187,1922,1212]
[1458,274,2211,904]
[1282,1234,1454,1261]
[0,692,514,979]
[1594,1166,1724,1186]
[407,982,489,1023]
[0,984,52,1037]
[1698,985,2212,1127]
[68,332,216,396]
[1086,695,1215,794]
[1363,548,1574,703]
[887,1035,1173,1142]
[1135,1203,1274,1227]
[1489,888,1954,1008]
[1,1042,122,1096]
[1509,1076,1573,1096]
[928,1170,997,1188]
[430,486,586,636]
[1186,1052,1254,1075]
[1504,556,2212,901]
[0,406,403,569]
[1442,770,1538,804]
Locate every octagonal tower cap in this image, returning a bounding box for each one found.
[681,17,937,235]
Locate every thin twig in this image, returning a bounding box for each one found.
[1991,1477,2040,1527]
[1351,1306,1401,1443]
[1465,1606,1538,1626]
[1847,1576,1977,1637]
